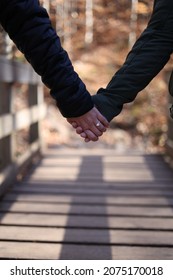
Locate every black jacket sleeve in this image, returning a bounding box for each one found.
[0,0,94,118]
[97,0,173,107]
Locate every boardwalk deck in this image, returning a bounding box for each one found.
[0,147,173,259]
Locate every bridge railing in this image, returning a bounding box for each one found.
[0,56,47,196]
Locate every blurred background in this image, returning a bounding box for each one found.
[1,0,172,154]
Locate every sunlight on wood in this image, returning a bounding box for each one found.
[103,156,155,182]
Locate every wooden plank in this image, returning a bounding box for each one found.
[0,242,173,260]
[26,166,173,182]
[0,242,61,259]
[3,193,173,206]
[27,174,173,182]
[0,141,40,197]
[0,165,16,196]
[111,246,173,260]
[10,185,173,197]
[1,213,173,230]
[0,242,172,260]
[0,201,173,216]
[0,57,40,84]
[0,104,46,139]
[13,180,173,188]
[0,226,65,242]
[60,245,173,260]
[0,226,173,246]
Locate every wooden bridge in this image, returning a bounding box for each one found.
[1,58,173,260]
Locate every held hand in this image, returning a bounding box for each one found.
[67,107,109,142]
[72,126,91,142]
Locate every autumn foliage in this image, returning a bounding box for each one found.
[0,0,172,151]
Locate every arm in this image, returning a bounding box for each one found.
[0,0,94,118]
[93,0,173,122]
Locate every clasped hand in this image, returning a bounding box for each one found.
[67,107,109,142]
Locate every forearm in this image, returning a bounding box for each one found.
[0,0,93,117]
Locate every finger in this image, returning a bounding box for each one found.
[84,138,90,143]
[94,108,109,127]
[80,132,87,138]
[98,115,109,128]
[77,122,103,137]
[95,122,106,133]
[76,127,83,134]
[89,125,103,137]
[85,130,99,142]
[71,122,78,129]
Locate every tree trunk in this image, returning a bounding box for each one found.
[85,0,94,45]
[129,0,138,49]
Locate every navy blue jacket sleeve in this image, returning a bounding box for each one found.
[0,0,94,117]
[97,0,173,104]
